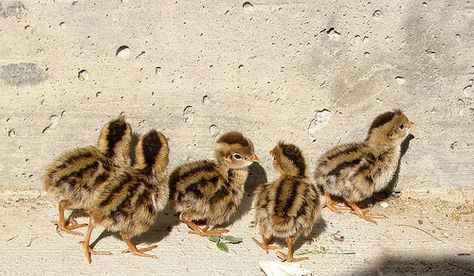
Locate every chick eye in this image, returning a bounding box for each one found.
[399,124,405,129]
[273,156,277,160]
[233,154,242,160]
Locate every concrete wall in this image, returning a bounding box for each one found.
[1,0,473,194]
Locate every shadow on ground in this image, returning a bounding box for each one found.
[226,162,268,226]
[354,254,474,275]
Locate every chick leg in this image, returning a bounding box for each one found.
[52,200,88,236]
[276,236,308,262]
[121,234,158,259]
[322,193,352,214]
[349,203,387,224]
[81,218,112,263]
[252,235,283,254]
[180,213,229,237]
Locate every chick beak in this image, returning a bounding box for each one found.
[407,121,415,128]
[251,153,260,162]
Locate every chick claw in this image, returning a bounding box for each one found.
[195,227,229,237]
[52,219,88,236]
[252,237,283,254]
[349,203,388,224]
[122,245,158,259]
[81,241,112,263]
[276,251,308,262]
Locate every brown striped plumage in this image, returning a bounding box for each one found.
[253,142,320,262]
[43,116,132,235]
[314,110,414,223]
[169,131,259,237]
[81,130,170,262]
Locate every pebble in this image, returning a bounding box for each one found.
[116,45,130,58]
[380,201,389,208]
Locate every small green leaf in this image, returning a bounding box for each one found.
[223,235,243,244]
[216,242,229,253]
[208,236,220,243]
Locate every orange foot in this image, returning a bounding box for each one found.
[81,241,112,263]
[276,251,308,262]
[122,241,158,259]
[252,237,283,254]
[52,218,88,236]
[323,193,352,214]
[349,203,388,224]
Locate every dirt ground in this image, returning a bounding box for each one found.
[1,188,473,275]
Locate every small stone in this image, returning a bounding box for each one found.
[78,70,89,81]
[373,10,382,18]
[380,201,389,208]
[395,76,406,85]
[209,124,219,138]
[242,2,253,12]
[116,45,131,58]
[183,106,195,123]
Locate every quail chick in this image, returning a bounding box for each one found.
[43,116,132,235]
[252,142,320,262]
[81,130,169,263]
[315,110,414,224]
[169,131,259,237]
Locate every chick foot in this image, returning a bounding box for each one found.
[276,251,308,262]
[81,241,112,263]
[52,219,88,236]
[349,203,388,224]
[252,237,283,254]
[323,193,352,214]
[122,238,158,259]
[183,219,229,237]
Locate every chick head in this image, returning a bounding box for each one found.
[367,109,414,147]
[270,141,306,177]
[214,131,259,169]
[136,129,169,174]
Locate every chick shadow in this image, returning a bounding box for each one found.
[224,162,268,227]
[354,254,474,276]
[90,203,180,249]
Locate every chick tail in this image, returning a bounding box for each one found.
[271,214,292,228]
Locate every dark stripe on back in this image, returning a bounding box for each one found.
[185,175,219,198]
[141,131,162,174]
[273,179,286,213]
[282,179,300,215]
[169,163,216,198]
[280,144,306,176]
[57,152,94,169]
[105,119,128,157]
[109,181,139,222]
[327,158,361,177]
[210,185,230,205]
[100,174,132,207]
[57,161,99,184]
[326,144,361,160]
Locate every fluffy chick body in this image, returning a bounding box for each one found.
[43,116,132,235]
[315,110,413,223]
[82,130,169,262]
[253,142,320,262]
[169,131,258,237]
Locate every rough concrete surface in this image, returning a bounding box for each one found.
[0,0,473,275]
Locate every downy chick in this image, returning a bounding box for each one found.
[43,116,132,235]
[253,142,320,262]
[315,110,414,224]
[169,131,259,237]
[81,130,169,263]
